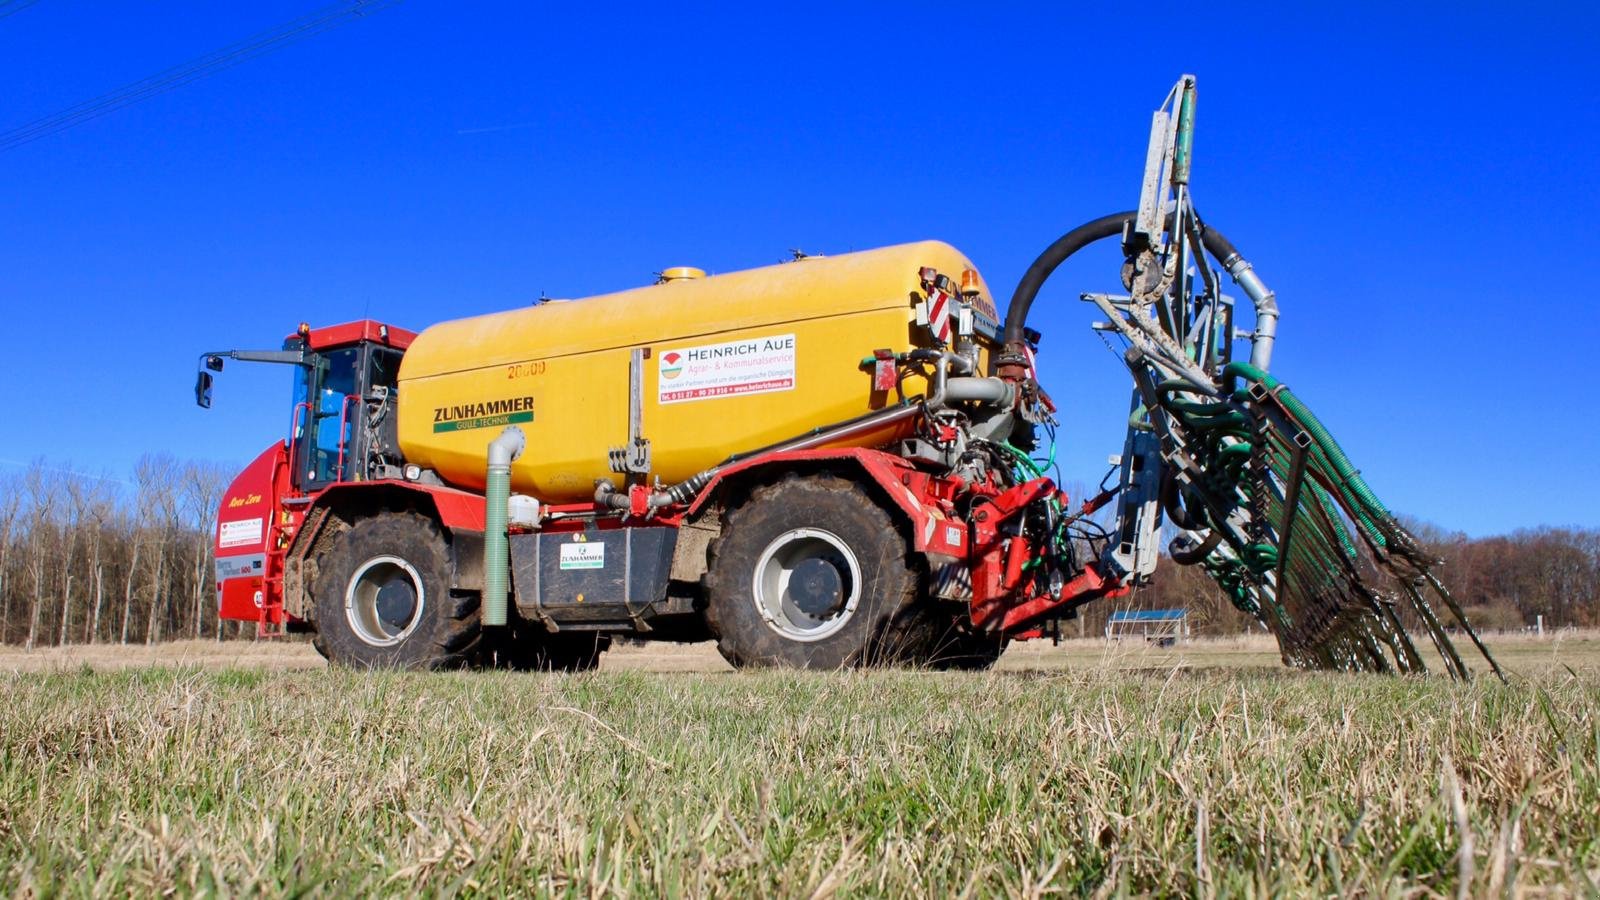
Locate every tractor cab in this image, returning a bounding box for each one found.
[197,319,417,492]
[198,319,417,633]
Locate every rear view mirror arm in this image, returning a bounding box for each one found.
[193,349,313,409]
[201,349,312,367]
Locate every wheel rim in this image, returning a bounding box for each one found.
[750,527,861,642]
[345,555,425,647]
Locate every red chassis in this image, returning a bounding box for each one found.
[214,442,1124,641]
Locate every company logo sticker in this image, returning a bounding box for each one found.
[219,518,264,549]
[657,334,796,404]
[559,542,605,570]
[432,396,536,433]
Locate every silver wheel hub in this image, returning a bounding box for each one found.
[751,527,861,642]
[345,555,425,647]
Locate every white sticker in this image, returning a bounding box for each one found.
[559,542,605,570]
[945,525,963,547]
[658,334,796,404]
[219,518,263,549]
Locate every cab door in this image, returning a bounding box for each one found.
[292,346,363,490]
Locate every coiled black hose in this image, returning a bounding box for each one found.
[1002,210,1248,345]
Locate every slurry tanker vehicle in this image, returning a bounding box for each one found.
[196,79,1499,676]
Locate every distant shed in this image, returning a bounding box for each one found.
[1104,608,1190,645]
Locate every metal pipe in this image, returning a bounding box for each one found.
[595,404,926,511]
[912,349,980,409]
[760,403,921,455]
[1196,223,1278,370]
[1222,256,1278,369]
[482,425,526,627]
[594,403,927,512]
[935,376,1015,408]
[663,403,922,505]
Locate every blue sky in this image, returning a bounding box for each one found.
[1,2,1595,536]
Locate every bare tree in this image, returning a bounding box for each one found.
[119,515,142,646]
[181,462,229,640]
[22,463,59,650]
[81,478,117,643]
[58,475,88,646]
[0,475,20,646]
[136,455,180,644]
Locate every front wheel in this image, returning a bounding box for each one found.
[312,512,481,669]
[704,475,931,669]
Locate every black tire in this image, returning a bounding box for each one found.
[704,474,932,669]
[311,511,481,670]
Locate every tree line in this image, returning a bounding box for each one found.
[0,457,1593,647]
[1103,519,1600,637]
[0,456,245,648]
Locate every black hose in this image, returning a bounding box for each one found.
[1002,209,1249,345]
[1198,220,1241,265]
[1160,468,1202,530]
[1003,211,1134,345]
[1169,530,1223,566]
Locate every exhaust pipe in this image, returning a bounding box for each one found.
[483,425,526,627]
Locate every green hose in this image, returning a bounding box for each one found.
[483,467,511,627]
[1223,362,1392,522]
[482,426,525,628]
[1133,359,1497,678]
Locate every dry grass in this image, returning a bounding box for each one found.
[1,633,1597,896]
[4,629,1596,676]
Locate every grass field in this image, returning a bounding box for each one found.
[1,633,1597,896]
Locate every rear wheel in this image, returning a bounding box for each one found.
[312,512,481,669]
[704,475,933,669]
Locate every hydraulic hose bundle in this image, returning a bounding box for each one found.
[1005,76,1500,677]
[1154,365,1502,678]
[1013,212,1500,677]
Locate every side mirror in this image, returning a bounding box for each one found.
[195,370,214,409]
[206,355,225,372]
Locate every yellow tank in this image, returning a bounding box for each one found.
[396,241,1000,501]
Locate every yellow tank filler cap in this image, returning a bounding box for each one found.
[657,266,706,284]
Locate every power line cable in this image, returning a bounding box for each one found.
[0,0,397,151]
[0,0,397,152]
[0,0,40,21]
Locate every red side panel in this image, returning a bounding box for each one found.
[215,444,290,622]
[217,467,488,625]
[310,480,487,532]
[424,485,488,531]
